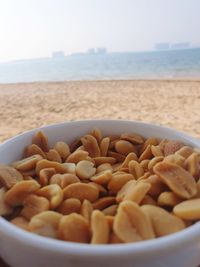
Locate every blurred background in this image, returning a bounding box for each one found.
[0,0,200,142]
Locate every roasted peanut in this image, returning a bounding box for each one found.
[54,141,70,160]
[163,154,185,167]
[140,137,159,154]
[153,162,197,199]
[57,198,81,215]
[139,145,153,162]
[76,160,96,179]
[175,146,194,159]
[93,197,116,210]
[91,210,109,244]
[90,170,112,185]
[0,164,23,189]
[58,213,90,243]
[66,150,89,164]
[96,163,113,173]
[115,140,137,156]
[100,137,110,156]
[11,216,29,231]
[29,211,62,238]
[141,195,157,206]
[63,183,99,202]
[21,194,50,219]
[141,205,185,237]
[80,199,93,221]
[113,201,155,243]
[173,198,200,220]
[36,184,63,209]
[148,156,164,172]
[157,191,182,207]
[32,131,49,152]
[120,133,144,145]
[81,134,101,157]
[107,151,126,162]
[39,168,56,186]
[46,149,62,163]
[12,154,43,172]
[108,173,134,193]
[184,153,200,179]
[26,144,46,159]
[93,157,116,166]
[120,153,138,169]
[164,140,184,156]
[128,160,144,179]
[5,180,40,206]
[90,128,102,143]
[36,159,73,175]
[151,145,163,157]
[50,173,80,188]
[102,205,118,216]
[145,175,166,197]
[0,187,12,216]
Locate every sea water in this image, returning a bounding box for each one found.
[0,48,200,83]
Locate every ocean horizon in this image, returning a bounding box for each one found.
[0,48,200,83]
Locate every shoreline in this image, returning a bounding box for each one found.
[0,79,200,143]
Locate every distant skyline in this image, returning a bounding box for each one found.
[0,0,200,62]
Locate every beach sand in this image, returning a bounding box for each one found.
[0,79,200,142]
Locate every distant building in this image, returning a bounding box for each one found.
[96,47,107,54]
[155,43,170,51]
[52,51,65,58]
[170,42,190,50]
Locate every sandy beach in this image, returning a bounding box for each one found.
[0,79,200,142]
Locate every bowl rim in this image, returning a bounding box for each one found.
[1,119,200,257]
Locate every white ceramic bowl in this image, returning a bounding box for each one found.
[0,120,200,267]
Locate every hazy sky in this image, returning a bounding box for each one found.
[0,0,199,62]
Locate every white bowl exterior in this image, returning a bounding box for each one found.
[0,120,200,267]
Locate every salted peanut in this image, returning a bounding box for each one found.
[139,145,153,162]
[46,149,62,163]
[29,211,62,238]
[109,232,123,244]
[102,205,118,216]
[91,210,109,244]
[69,139,82,153]
[50,173,80,189]
[173,198,200,220]
[93,197,116,210]
[93,157,116,166]
[151,145,164,157]
[116,180,137,202]
[11,216,29,231]
[163,154,185,167]
[184,153,200,179]
[88,182,107,196]
[112,162,122,172]
[108,173,134,193]
[153,162,197,199]
[106,215,114,228]
[141,195,157,206]
[145,175,166,197]
[76,160,96,179]
[12,155,43,172]
[194,178,200,198]
[58,213,90,243]
[21,194,50,220]
[26,144,47,158]
[62,163,76,174]
[120,153,138,170]
[0,187,13,216]
[141,205,185,237]
[0,164,23,189]
[140,137,159,154]
[107,151,126,162]
[120,133,144,145]
[100,137,110,156]
[164,140,184,156]
[54,141,70,160]
[5,180,40,207]
[36,184,63,209]
[23,175,34,181]
[81,134,101,157]
[137,172,151,181]
[63,183,99,202]
[109,138,120,150]
[90,170,112,185]
[32,131,49,152]
[113,201,155,243]
[80,199,93,221]
[175,146,194,159]
[123,181,151,204]
[20,169,36,178]
[128,160,144,179]
[115,140,137,156]
[97,163,113,173]
[36,159,73,175]
[148,156,164,172]
[90,128,102,143]
[158,192,182,207]
[66,150,89,164]
[39,168,56,186]
[140,159,150,172]
[57,198,81,215]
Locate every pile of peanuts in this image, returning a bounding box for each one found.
[0,128,200,244]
